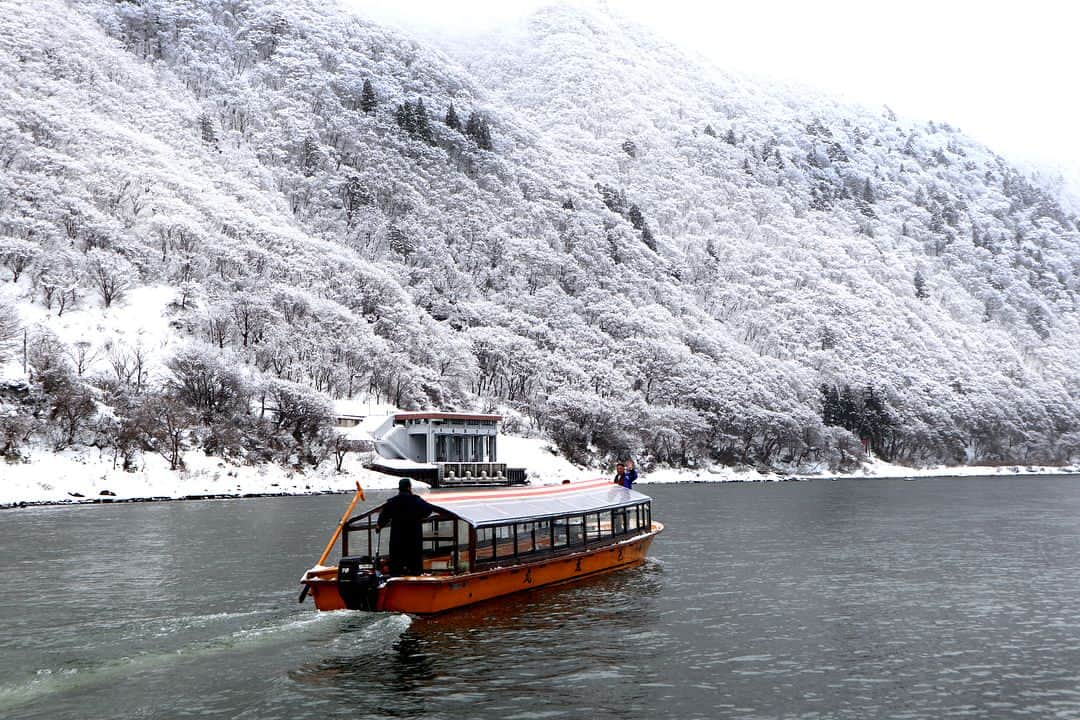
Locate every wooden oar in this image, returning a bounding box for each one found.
[299,482,366,604]
[318,481,366,566]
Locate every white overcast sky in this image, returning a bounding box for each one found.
[344,0,1080,178]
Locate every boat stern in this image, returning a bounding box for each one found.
[300,564,347,611]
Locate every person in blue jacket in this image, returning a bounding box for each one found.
[623,459,638,489]
[613,462,626,486]
[376,478,436,576]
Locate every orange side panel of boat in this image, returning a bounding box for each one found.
[309,581,348,611]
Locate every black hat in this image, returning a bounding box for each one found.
[398,478,412,492]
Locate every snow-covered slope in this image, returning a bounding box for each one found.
[1,0,1078,501]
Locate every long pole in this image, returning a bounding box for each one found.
[316,481,365,567]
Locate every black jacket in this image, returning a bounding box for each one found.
[377,491,436,574]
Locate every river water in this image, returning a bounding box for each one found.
[2,476,1080,719]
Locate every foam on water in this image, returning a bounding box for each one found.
[0,610,338,712]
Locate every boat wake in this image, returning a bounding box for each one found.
[327,612,413,653]
[0,610,340,713]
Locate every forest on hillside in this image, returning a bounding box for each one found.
[1,0,1078,476]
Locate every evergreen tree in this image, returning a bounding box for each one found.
[857,178,876,217]
[826,141,848,163]
[562,197,575,210]
[388,225,415,259]
[859,386,893,457]
[838,385,859,431]
[641,224,656,252]
[300,136,320,177]
[596,183,627,215]
[414,98,434,144]
[820,325,837,350]
[394,102,415,134]
[724,127,737,145]
[862,179,876,204]
[703,124,716,137]
[445,102,461,131]
[914,270,929,299]
[360,79,377,114]
[466,111,493,150]
[341,174,372,225]
[197,113,217,146]
[621,139,637,158]
[820,384,842,426]
[928,205,945,234]
[1027,306,1051,340]
[627,204,656,251]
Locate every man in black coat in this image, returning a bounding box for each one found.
[377,478,437,576]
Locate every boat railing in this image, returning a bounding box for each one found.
[471,503,652,570]
[437,462,528,487]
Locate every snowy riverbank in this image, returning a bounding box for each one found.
[2,432,1077,509]
[0,446,405,508]
[641,460,1080,484]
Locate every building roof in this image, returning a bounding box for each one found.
[424,478,650,527]
[394,412,503,423]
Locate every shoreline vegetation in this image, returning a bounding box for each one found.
[3,441,1077,510]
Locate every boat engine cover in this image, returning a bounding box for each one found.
[338,556,381,611]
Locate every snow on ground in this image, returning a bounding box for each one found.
[497,434,592,485]
[13,284,179,382]
[639,465,788,484]
[333,397,400,420]
[638,457,1080,484]
[852,458,1080,479]
[2,426,1076,508]
[0,447,409,508]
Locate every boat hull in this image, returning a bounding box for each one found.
[303,522,662,614]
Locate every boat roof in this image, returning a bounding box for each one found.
[425,478,650,528]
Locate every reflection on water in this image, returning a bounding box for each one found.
[288,564,666,719]
[3,478,1080,719]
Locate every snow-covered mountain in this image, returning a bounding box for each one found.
[1,0,1077,480]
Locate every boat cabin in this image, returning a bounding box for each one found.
[340,478,653,574]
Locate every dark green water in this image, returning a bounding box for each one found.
[3,476,1080,719]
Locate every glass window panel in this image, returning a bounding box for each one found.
[600,511,613,538]
[516,522,535,555]
[454,520,470,572]
[567,515,585,545]
[613,508,626,535]
[476,527,494,561]
[585,512,601,541]
[553,518,569,548]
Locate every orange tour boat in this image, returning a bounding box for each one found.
[299,477,663,614]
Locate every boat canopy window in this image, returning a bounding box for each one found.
[425,478,652,528]
[338,479,653,575]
